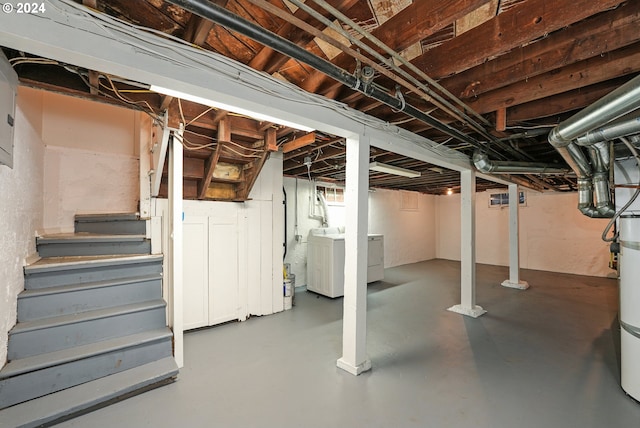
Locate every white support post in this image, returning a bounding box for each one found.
[137,113,152,220]
[337,134,372,376]
[168,127,184,368]
[502,184,529,290]
[448,169,486,318]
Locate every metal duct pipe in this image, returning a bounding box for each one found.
[166,0,500,157]
[576,116,640,146]
[473,151,570,175]
[547,140,611,217]
[549,74,640,145]
[587,144,615,217]
[548,75,640,219]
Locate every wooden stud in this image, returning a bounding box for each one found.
[88,70,99,96]
[282,132,316,153]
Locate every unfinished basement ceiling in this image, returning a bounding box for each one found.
[4,0,640,196]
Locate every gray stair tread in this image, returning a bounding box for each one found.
[11,300,166,334]
[19,274,162,298]
[37,233,146,243]
[0,328,173,379]
[0,357,178,428]
[25,254,163,273]
[75,213,140,222]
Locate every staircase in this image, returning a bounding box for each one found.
[0,213,178,428]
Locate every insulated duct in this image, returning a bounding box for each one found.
[473,151,570,175]
[165,0,504,158]
[548,74,640,218]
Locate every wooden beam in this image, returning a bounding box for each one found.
[198,117,229,199]
[495,108,506,132]
[238,151,270,200]
[284,137,343,161]
[183,15,215,46]
[167,99,264,138]
[506,77,630,124]
[442,1,640,99]
[411,0,626,79]
[282,132,316,153]
[160,95,173,111]
[265,128,277,151]
[197,143,223,199]
[301,0,492,93]
[247,0,360,74]
[82,0,97,9]
[466,44,640,114]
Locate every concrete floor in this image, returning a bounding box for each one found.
[57,260,640,428]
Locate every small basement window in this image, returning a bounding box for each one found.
[489,191,526,208]
[318,184,344,205]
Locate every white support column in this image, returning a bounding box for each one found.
[448,169,486,318]
[137,113,152,220]
[337,134,372,376]
[168,127,184,368]
[502,184,529,290]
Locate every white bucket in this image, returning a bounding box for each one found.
[284,279,293,310]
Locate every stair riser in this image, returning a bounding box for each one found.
[25,261,163,289]
[0,338,172,409]
[8,307,167,360]
[37,240,151,258]
[18,279,162,322]
[0,357,178,428]
[75,220,146,235]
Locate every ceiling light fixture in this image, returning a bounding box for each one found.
[369,162,421,178]
[446,188,453,195]
[150,85,315,132]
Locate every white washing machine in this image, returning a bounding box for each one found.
[306,227,384,298]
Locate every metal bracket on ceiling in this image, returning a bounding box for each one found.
[391,85,405,113]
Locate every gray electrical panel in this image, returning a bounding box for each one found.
[0,51,18,168]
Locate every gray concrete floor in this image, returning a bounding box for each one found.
[57,259,640,427]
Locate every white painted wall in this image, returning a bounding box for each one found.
[41,92,139,233]
[436,189,612,277]
[41,92,136,155]
[0,87,45,368]
[283,178,437,286]
[369,188,436,268]
[283,177,342,287]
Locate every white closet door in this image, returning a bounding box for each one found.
[182,216,209,330]
[208,218,239,325]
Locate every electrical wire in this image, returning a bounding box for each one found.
[601,136,640,242]
[187,106,215,126]
[103,74,156,114]
[44,0,470,164]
